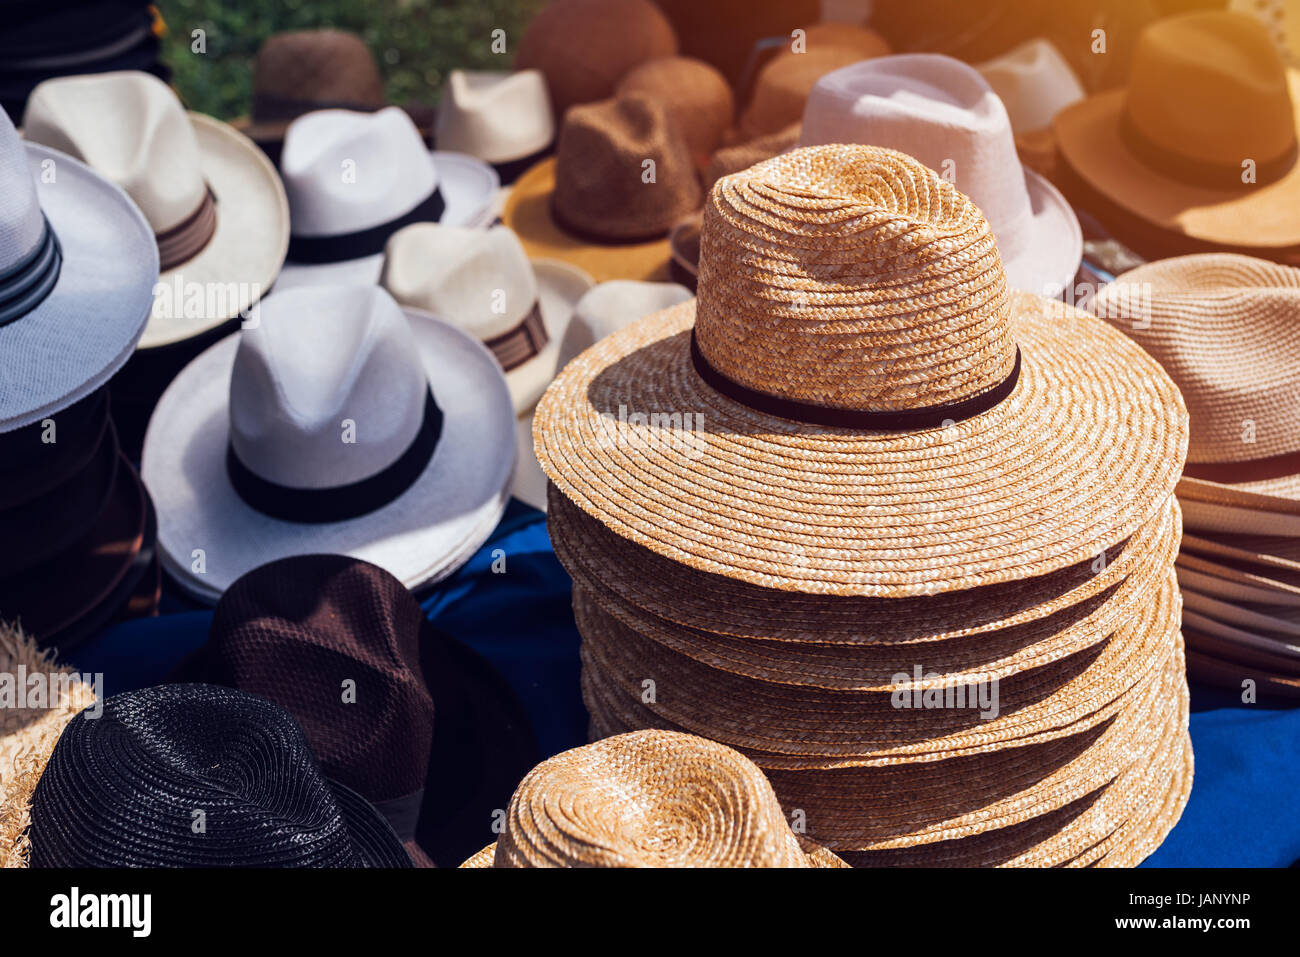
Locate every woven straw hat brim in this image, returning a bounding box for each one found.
[1178,494,1300,538]
[1182,530,1300,576]
[562,500,1179,692]
[502,158,674,283]
[1183,624,1300,676]
[573,571,1179,761]
[1176,551,1300,602]
[143,114,290,348]
[459,836,846,868]
[1181,472,1300,508]
[1052,74,1300,250]
[0,624,98,868]
[1084,728,1192,868]
[534,293,1187,598]
[1185,637,1300,699]
[1182,588,1300,648]
[549,485,1175,645]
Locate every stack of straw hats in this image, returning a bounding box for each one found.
[461,729,846,867]
[535,144,1193,865]
[1094,253,1300,699]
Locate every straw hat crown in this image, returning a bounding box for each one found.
[1124,12,1296,184]
[695,144,1015,412]
[493,730,815,867]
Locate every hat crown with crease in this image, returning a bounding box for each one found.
[229,285,429,490]
[281,107,437,237]
[1093,253,1300,465]
[23,71,206,233]
[977,38,1084,134]
[616,56,735,163]
[800,55,1033,249]
[251,30,386,120]
[197,554,433,802]
[0,113,44,268]
[493,730,822,867]
[552,93,703,241]
[380,224,538,341]
[696,145,1014,413]
[1124,12,1296,178]
[435,70,553,164]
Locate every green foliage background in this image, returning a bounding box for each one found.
[157,0,547,120]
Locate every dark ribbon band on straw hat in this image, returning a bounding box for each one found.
[484,300,549,371]
[0,216,62,327]
[1119,111,1298,189]
[287,188,446,264]
[226,390,443,523]
[690,331,1022,430]
[156,186,218,271]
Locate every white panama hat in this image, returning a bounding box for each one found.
[275,107,499,292]
[142,284,517,600]
[435,69,554,178]
[0,103,155,431]
[976,38,1085,135]
[22,70,289,349]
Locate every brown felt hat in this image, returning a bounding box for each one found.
[503,93,702,282]
[617,56,735,166]
[515,0,678,116]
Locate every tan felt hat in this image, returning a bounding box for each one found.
[1054,12,1300,255]
[534,145,1188,597]
[458,729,846,867]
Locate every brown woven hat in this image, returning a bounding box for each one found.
[515,0,678,116]
[739,46,865,138]
[459,729,846,867]
[534,145,1188,597]
[503,94,702,282]
[0,622,98,868]
[236,30,388,153]
[616,56,735,166]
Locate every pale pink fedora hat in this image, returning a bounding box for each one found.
[800,53,1082,297]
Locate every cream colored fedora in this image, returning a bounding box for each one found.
[800,54,1082,296]
[976,38,1083,135]
[22,70,289,349]
[435,70,554,183]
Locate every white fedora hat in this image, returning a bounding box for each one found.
[976,38,1084,135]
[22,71,289,350]
[435,69,554,180]
[0,104,155,432]
[276,107,499,292]
[799,54,1082,296]
[142,284,516,600]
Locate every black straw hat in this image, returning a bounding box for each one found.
[28,683,413,868]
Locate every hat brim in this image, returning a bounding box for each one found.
[327,778,416,868]
[534,293,1186,597]
[1185,641,1300,699]
[1002,166,1083,296]
[1053,75,1300,251]
[141,114,290,349]
[505,259,595,415]
[142,308,516,599]
[0,144,155,432]
[458,837,847,868]
[503,158,675,284]
[273,152,500,293]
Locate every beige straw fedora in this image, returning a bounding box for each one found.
[23,70,289,349]
[0,622,98,868]
[460,729,847,867]
[503,93,702,283]
[534,145,1187,597]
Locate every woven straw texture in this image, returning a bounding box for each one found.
[0,623,97,868]
[463,730,845,867]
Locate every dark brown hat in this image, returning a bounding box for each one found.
[617,56,735,167]
[515,0,678,115]
[171,554,539,868]
[552,93,703,242]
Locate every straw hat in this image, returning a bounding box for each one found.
[460,730,847,867]
[23,70,289,350]
[275,107,498,292]
[1054,12,1300,260]
[514,0,678,115]
[142,285,516,600]
[503,94,701,283]
[738,46,865,138]
[534,145,1187,597]
[799,55,1082,295]
[616,56,735,166]
[1093,253,1300,515]
[435,70,554,184]
[28,684,413,867]
[0,622,98,868]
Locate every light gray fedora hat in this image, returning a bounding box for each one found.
[142,284,516,600]
[0,104,156,432]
